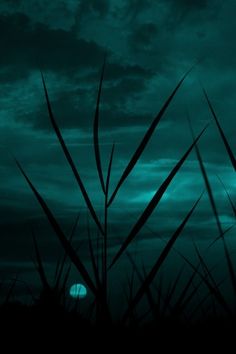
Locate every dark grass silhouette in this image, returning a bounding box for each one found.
[2,60,236,343]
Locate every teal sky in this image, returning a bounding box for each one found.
[0,0,236,300]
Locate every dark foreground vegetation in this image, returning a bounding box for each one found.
[0,301,236,349]
[1,59,236,346]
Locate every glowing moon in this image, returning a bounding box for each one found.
[69,283,87,299]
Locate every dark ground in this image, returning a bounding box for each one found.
[0,301,235,351]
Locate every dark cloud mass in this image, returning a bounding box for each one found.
[0,12,105,78]
[0,0,236,297]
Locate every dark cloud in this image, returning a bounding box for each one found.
[120,0,153,21]
[14,69,153,131]
[0,12,105,81]
[167,0,208,11]
[129,23,158,51]
[0,11,154,87]
[77,0,109,18]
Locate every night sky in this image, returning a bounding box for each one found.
[0,0,235,304]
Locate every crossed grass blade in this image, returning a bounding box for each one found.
[109,125,208,269]
[122,192,203,322]
[189,117,236,298]
[179,253,231,315]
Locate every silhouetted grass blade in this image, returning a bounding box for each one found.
[109,125,208,269]
[108,67,195,206]
[203,88,236,171]
[162,266,185,315]
[190,118,236,298]
[55,214,80,289]
[125,250,157,319]
[207,224,235,249]
[180,253,231,315]
[188,117,222,233]
[106,143,115,195]
[93,58,106,194]
[122,192,203,322]
[4,277,18,304]
[217,175,236,217]
[222,238,236,297]
[172,272,200,317]
[60,265,71,297]
[87,218,101,290]
[40,72,104,235]
[32,230,50,291]
[15,159,98,296]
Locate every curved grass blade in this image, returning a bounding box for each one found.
[93,58,106,194]
[109,125,208,269]
[102,143,115,302]
[15,159,97,296]
[108,66,195,207]
[122,192,203,322]
[203,88,236,171]
[41,72,104,235]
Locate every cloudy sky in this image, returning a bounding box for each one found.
[0,0,235,300]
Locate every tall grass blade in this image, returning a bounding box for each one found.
[108,67,195,206]
[188,116,222,233]
[189,118,236,297]
[203,89,236,171]
[217,175,236,217]
[93,58,106,194]
[109,125,207,268]
[87,218,101,289]
[162,266,184,315]
[106,143,115,195]
[41,72,104,235]
[15,159,97,296]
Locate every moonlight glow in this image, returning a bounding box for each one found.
[69,284,87,299]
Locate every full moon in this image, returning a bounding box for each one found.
[69,283,87,299]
